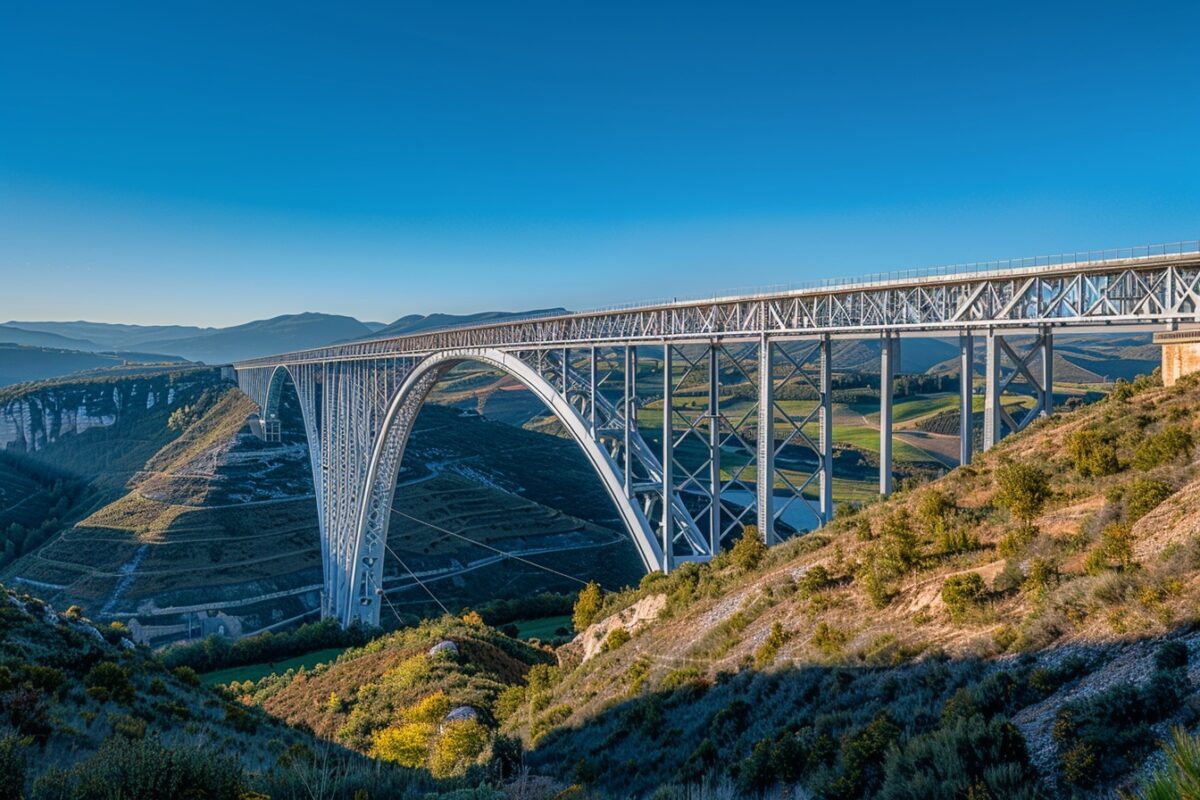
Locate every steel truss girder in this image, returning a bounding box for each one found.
[234,256,1200,369]
[983,327,1053,451]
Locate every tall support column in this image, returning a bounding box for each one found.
[562,347,569,394]
[623,346,635,496]
[984,330,1001,451]
[959,331,974,466]
[819,334,834,524]
[1039,327,1054,418]
[879,333,895,497]
[661,344,674,570]
[708,344,722,555]
[756,338,776,544]
[588,346,597,436]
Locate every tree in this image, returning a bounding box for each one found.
[371,722,434,768]
[429,719,491,777]
[729,525,767,571]
[572,581,603,631]
[1066,429,1120,477]
[941,573,987,620]
[916,489,954,535]
[994,462,1050,523]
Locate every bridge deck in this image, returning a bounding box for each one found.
[235,243,1200,368]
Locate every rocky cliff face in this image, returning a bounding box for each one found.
[0,369,217,452]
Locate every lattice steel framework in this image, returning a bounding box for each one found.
[233,247,1200,627]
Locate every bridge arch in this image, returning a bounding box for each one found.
[342,347,662,626]
[260,363,332,614]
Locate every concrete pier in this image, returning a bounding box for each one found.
[1156,330,1200,387]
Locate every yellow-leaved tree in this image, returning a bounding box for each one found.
[371,722,435,768]
[429,719,491,777]
[572,581,603,631]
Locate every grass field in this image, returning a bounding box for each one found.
[200,646,347,686]
[513,614,573,641]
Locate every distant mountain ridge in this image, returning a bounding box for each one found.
[5,320,211,351]
[143,312,373,363]
[0,324,100,351]
[0,343,188,388]
[9,311,567,364]
[364,308,569,340]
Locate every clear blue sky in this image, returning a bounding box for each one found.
[2,1,1198,326]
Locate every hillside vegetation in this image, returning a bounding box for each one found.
[0,585,545,799]
[495,370,1200,798]
[232,616,552,779]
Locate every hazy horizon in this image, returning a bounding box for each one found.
[3,2,1198,326]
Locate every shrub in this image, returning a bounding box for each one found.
[660,668,703,691]
[429,719,491,777]
[30,734,244,799]
[1126,478,1173,521]
[0,734,26,799]
[916,489,955,534]
[812,622,849,656]
[1100,522,1135,570]
[876,715,1038,800]
[858,556,894,609]
[994,463,1050,523]
[935,524,978,556]
[371,722,434,768]
[406,691,452,725]
[1128,727,1200,799]
[625,658,651,696]
[878,510,920,572]
[754,622,790,668]
[998,525,1037,558]
[172,666,200,687]
[797,565,832,596]
[1053,670,1186,788]
[1155,641,1189,672]
[1132,427,1194,471]
[729,525,767,571]
[941,573,987,621]
[572,581,603,631]
[1066,429,1121,477]
[602,628,631,652]
[84,662,134,705]
[1022,557,1059,599]
[992,559,1025,594]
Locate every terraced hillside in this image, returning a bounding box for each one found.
[2,367,645,645]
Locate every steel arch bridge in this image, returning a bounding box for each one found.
[234,242,1200,627]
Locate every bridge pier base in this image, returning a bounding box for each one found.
[1156,330,1200,386]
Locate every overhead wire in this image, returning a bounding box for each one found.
[387,504,599,589]
[380,538,452,615]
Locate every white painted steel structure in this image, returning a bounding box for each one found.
[235,243,1200,626]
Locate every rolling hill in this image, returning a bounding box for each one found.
[0,325,98,351]
[5,321,211,351]
[138,312,375,363]
[0,344,188,389]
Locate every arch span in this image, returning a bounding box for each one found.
[260,364,333,615]
[342,347,663,626]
